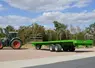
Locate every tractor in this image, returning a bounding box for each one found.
[0,29,22,49]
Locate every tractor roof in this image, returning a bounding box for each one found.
[9,32,18,33]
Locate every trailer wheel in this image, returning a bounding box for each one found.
[0,41,3,49]
[49,44,55,52]
[35,45,42,50]
[69,46,75,52]
[55,44,62,52]
[63,47,68,52]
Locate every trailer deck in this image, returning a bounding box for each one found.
[32,40,93,52]
[32,40,93,45]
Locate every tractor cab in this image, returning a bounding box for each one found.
[8,32,18,39]
[0,29,22,49]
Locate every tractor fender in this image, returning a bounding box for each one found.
[9,37,22,46]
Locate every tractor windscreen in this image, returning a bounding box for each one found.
[9,32,18,39]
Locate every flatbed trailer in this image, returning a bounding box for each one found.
[32,40,93,52]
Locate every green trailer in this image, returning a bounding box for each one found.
[32,40,93,52]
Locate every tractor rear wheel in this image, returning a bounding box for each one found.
[11,39,22,49]
[0,41,3,49]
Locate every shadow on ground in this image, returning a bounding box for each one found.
[40,49,94,53]
[75,50,94,53]
[0,48,29,50]
[0,48,94,53]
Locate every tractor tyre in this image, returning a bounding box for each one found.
[0,41,3,49]
[11,39,22,49]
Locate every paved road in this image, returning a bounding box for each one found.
[0,47,93,62]
[25,57,95,68]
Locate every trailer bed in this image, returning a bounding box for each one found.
[31,40,93,52]
[32,40,93,45]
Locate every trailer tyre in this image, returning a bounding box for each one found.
[35,45,42,50]
[69,46,75,52]
[55,44,62,52]
[0,41,3,49]
[63,47,68,52]
[49,44,55,52]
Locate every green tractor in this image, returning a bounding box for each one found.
[0,29,22,49]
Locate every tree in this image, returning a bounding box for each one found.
[18,26,27,44]
[83,22,95,45]
[6,25,15,31]
[76,26,81,33]
[85,22,95,40]
[0,27,5,38]
[70,25,77,39]
[70,25,85,40]
[53,21,69,40]
[44,30,57,41]
[53,21,67,31]
[18,23,46,44]
[31,23,45,41]
[76,31,85,40]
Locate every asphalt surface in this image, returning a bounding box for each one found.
[25,57,95,68]
[1,47,93,62]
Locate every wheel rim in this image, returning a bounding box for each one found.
[55,46,58,51]
[37,46,40,49]
[36,45,41,50]
[0,42,2,48]
[50,46,52,51]
[13,41,20,48]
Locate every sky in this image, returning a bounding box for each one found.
[0,0,95,29]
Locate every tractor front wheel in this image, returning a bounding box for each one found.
[0,41,3,49]
[11,39,22,49]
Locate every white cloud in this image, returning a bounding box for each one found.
[0,4,6,10]
[0,15,32,29]
[5,0,91,11]
[93,9,95,12]
[72,0,91,8]
[0,10,95,29]
[32,10,95,25]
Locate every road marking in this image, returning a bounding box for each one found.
[0,52,95,68]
